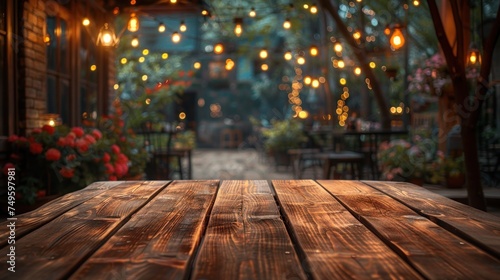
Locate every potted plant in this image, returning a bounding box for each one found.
[262,119,307,167]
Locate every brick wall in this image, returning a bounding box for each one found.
[20,0,47,133]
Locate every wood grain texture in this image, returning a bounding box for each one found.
[272,180,422,280]
[0,181,169,279]
[70,180,219,280]
[318,180,500,279]
[0,181,121,248]
[191,180,307,280]
[363,180,500,259]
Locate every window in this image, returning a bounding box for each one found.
[46,11,71,124]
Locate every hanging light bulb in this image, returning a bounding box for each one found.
[96,23,117,47]
[82,17,90,26]
[297,55,306,65]
[310,45,319,56]
[354,67,362,76]
[390,26,405,50]
[283,18,291,29]
[179,21,187,32]
[128,13,139,32]
[249,7,256,17]
[304,76,312,85]
[284,50,292,60]
[259,48,268,59]
[234,18,243,37]
[214,43,224,54]
[172,31,181,43]
[158,22,166,33]
[310,5,318,14]
[467,44,481,67]
[44,33,51,45]
[334,42,343,53]
[131,36,139,47]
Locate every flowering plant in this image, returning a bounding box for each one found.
[377,133,437,181]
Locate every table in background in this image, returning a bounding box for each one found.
[1,180,499,279]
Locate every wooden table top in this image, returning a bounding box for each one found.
[1,180,499,279]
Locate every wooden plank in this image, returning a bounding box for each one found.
[191,180,307,280]
[364,180,500,258]
[0,181,169,279]
[318,180,500,279]
[272,180,422,280]
[0,181,122,248]
[70,180,219,280]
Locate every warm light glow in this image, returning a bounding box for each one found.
[467,48,481,67]
[179,112,186,120]
[337,60,345,68]
[170,0,177,3]
[142,49,149,55]
[303,4,309,9]
[354,67,362,76]
[259,49,268,59]
[339,78,346,85]
[214,43,224,54]
[284,51,292,60]
[158,23,166,32]
[225,59,235,70]
[310,45,318,56]
[120,58,127,64]
[48,119,55,126]
[311,79,320,88]
[162,53,169,59]
[138,57,145,63]
[201,9,209,16]
[298,110,309,119]
[145,98,151,105]
[131,37,139,47]
[194,62,201,69]
[180,21,187,32]
[82,18,90,26]
[234,18,243,37]
[353,31,361,40]
[141,75,148,81]
[128,13,139,32]
[413,0,420,6]
[44,33,51,45]
[283,18,291,29]
[297,56,306,65]
[90,65,97,71]
[390,27,405,50]
[261,64,269,71]
[304,76,312,85]
[369,62,376,68]
[113,84,119,90]
[249,7,256,17]
[310,5,318,14]
[334,42,342,52]
[96,23,117,47]
[172,31,181,43]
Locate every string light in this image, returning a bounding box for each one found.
[259,49,268,59]
[179,21,187,32]
[82,17,90,26]
[234,18,243,37]
[214,43,224,54]
[310,5,318,14]
[131,36,139,47]
[284,51,292,60]
[128,13,139,32]
[310,45,318,56]
[283,18,291,29]
[158,22,166,32]
[249,7,256,17]
[172,31,181,43]
[334,42,342,52]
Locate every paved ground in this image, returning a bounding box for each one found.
[190,148,500,216]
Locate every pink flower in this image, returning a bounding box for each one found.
[42,125,55,135]
[114,163,127,177]
[71,127,84,138]
[105,163,115,174]
[57,137,66,147]
[116,153,128,164]
[29,142,43,154]
[75,139,89,153]
[84,134,96,144]
[111,144,120,154]
[59,167,75,178]
[45,148,61,161]
[3,163,15,175]
[91,129,102,140]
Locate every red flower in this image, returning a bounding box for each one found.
[59,167,75,178]
[75,139,89,153]
[29,142,43,154]
[84,134,96,144]
[42,125,55,135]
[45,148,61,161]
[111,144,121,154]
[116,153,128,164]
[91,129,102,140]
[108,175,118,181]
[102,152,111,163]
[37,190,47,198]
[57,137,66,147]
[7,135,19,142]
[71,127,84,138]
[66,154,76,161]
[105,163,115,174]
[114,163,126,177]
[65,136,75,147]
[3,163,15,175]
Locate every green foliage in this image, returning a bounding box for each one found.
[262,119,307,152]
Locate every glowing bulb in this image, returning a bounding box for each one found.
[120,58,127,64]
[158,23,166,32]
[180,21,187,32]
[337,60,345,68]
[259,49,268,59]
[131,37,139,47]
[214,43,224,54]
[234,23,242,37]
[334,42,342,52]
[284,51,292,60]
[304,76,312,85]
[141,75,148,81]
[128,13,139,32]
[390,27,405,49]
[312,79,320,88]
[249,7,256,17]
[354,67,362,76]
[142,49,149,55]
[310,45,318,56]
[310,5,318,14]
[172,31,181,43]
[261,64,268,71]
[162,53,169,59]
[283,18,291,29]
[297,56,305,65]
[82,18,90,26]
[194,62,201,69]
[369,62,376,68]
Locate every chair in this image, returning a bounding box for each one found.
[142,122,184,180]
